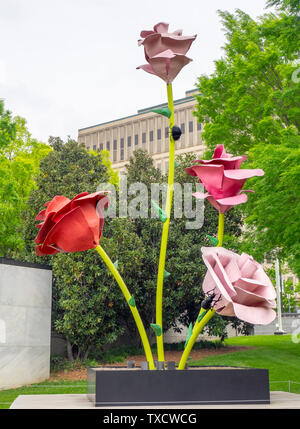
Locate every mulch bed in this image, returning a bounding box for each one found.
[50,346,252,381]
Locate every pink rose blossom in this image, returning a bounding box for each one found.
[201,246,277,325]
[137,22,196,83]
[186,144,264,213]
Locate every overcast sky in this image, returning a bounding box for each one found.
[0,0,272,143]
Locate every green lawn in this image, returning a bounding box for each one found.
[191,335,300,394]
[1,334,299,409]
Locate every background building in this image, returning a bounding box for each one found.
[78,89,204,174]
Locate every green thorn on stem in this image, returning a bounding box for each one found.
[151,107,172,118]
[163,269,171,279]
[113,260,119,269]
[197,310,207,323]
[151,200,168,223]
[206,234,219,246]
[184,323,193,349]
[174,160,179,168]
[150,323,162,337]
[128,295,136,307]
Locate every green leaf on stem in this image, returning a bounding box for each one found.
[128,295,136,307]
[206,234,219,246]
[151,200,168,223]
[150,323,162,337]
[163,269,171,279]
[151,107,172,118]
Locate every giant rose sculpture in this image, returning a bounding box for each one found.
[34,22,277,374]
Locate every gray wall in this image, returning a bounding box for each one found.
[0,259,52,390]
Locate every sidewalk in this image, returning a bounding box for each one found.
[10,391,300,409]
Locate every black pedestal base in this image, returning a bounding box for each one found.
[87,366,270,407]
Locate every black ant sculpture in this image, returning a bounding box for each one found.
[201,288,222,310]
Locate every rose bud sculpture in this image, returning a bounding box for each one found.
[137,22,196,84]
[137,22,197,363]
[185,143,264,249]
[186,144,264,214]
[34,191,155,370]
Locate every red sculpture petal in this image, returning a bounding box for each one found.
[44,195,71,216]
[34,214,56,245]
[43,206,98,253]
[35,244,60,256]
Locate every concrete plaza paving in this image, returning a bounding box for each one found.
[9,391,300,409]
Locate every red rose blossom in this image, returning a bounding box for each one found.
[34,191,109,256]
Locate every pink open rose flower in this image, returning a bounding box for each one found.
[137,22,196,83]
[34,191,109,256]
[201,246,276,325]
[186,144,264,213]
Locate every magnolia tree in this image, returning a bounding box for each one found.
[34,23,276,370]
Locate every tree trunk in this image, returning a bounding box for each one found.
[83,347,90,361]
[66,340,74,362]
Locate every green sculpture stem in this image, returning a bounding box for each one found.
[177,308,215,370]
[95,245,155,370]
[177,212,225,370]
[155,83,175,363]
[217,212,224,247]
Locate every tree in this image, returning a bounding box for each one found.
[194,3,300,277]
[0,100,51,256]
[23,137,126,360]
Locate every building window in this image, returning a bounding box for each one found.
[142,132,146,144]
[197,122,202,130]
[120,138,124,160]
[113,140,117,162]
[106,141,110,150]
[189,121,193,132]
[165,127,169,138]
[86,146,90,150]
[157,162,161,171]
[149,130,154,141]
[93,144,97,151]
[181,123,185,134]
[157,129,161,140]
[127,136,131,147]
[100,143,103,151]
[135,134,139,146]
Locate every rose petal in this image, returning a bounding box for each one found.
[202,252,234,302]
[232,302,277,325]
[216,193,248,206]
[224,169,264,180]
[43,206,99,252]
[192,191,210,199]
[43,195,71,215]
[35,244,60,256]
[153,22,169,33]
[186,164,224,191]
[223,257,242,283]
